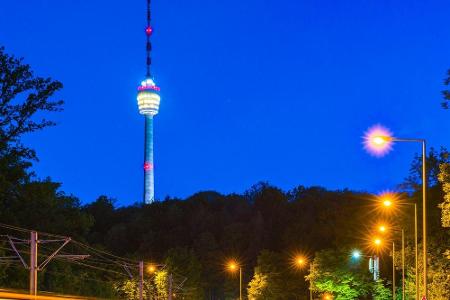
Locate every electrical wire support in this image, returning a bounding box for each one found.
[0,223,187,299]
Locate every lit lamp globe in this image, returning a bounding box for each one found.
[137,78,161,116]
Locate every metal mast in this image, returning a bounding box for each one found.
[145,0,152,77]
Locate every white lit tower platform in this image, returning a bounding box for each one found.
[137,0,161,204]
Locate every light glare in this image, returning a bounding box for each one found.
[227,260,239,272]
[147,265,156,273]
[352,250,361,259]
[363,124,394,157]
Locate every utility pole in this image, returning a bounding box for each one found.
[30,231,38,296]
[139,261,144,300]
[168,273,173,300]
[2,230,78,297]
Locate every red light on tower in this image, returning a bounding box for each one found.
[145,26,153,36]
[143,162,153,171]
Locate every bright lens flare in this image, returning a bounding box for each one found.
[363,124,393,157]
[352,250,361,259]
[147,265,156,273]
[227,261,238,272]
[378,225,387,233]
[295,256,306,266]
[374,238,382,246]
[378,191,399,210]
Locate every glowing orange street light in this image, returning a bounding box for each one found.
[228,262,238,271]
[293,255,313,300]
[373,238,382,247]
[383,199,392,207]
[378,192,397,209]
[147,264,157,274]
[323,293,333,300]
[226,260,242,300]
[295,256,306,267]
[378,225,387,233]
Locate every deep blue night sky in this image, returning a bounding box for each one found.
[1,0,449,205]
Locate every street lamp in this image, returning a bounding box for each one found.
[227,260,242,300]
[351,250,362,259]
[364,124,427,299]
[322,293,334,300]
[293,255,313,300]
[377,223,406,300]
[351,249,380,281]
[147,264,157,274]
[377,193,419,300]
[373,237,382,247]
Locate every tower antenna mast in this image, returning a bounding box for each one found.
[145,0,152,77]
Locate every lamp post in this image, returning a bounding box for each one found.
[364,126,427,299]
[294,256,313,300]
[379,193,419,299]
[373,237,397,299]
[377,223,406,300]
[227,261,242,300]
[393,241,396,300]
[403,202,419,300]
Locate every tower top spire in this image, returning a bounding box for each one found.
[145,0,153,78]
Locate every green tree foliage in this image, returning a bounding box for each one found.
[114,278,155,300]
[154,269,168,299]
[442,69,450,109]
[438,158,450,227]
[0,47,90,236]
[0,47,95,295]
[246,250,306,300]
[372,279,391,300]
[247,272,268,300]
[306,248,373,299]
[0,46,63,157]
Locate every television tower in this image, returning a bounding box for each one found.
[137,0,161,204]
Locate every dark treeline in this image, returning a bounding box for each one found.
[86,185,374,296]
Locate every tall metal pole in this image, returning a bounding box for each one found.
[308,263,313,300]
[239,267,242,300]
[139,261,144,300]
[168,273,173,300]
[414,203,418,300]
[402,229,405,300]
[30,231,38,296]
[422,141,427,298]
[393,242,396,300]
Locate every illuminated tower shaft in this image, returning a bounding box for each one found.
[144,115,154,202]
